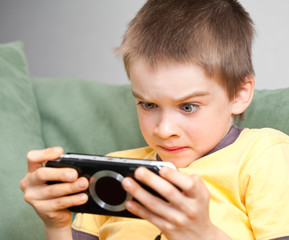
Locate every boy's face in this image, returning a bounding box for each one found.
[129,59,235,168]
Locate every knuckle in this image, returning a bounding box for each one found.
[54,198,65,210]
[23,188,37,204]
[35,168,46,181]
[46,185,59,197]
[183,181,195,193]
[34,201,51,217]
[162,222,175,233]
[19,179,26,192]
[32,201,43,212]
[55,197,68,210]
[46,211,58,221]
[172,215,187,227]
[184,174,201,191]
[23,192,32,203]
[185,207,197,219]
[191,174,202,183]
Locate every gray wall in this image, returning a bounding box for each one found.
[0,0,288,89]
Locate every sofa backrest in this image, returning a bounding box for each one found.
[34,78,289,153]
[33,77,147,155]
[236,88,289,135]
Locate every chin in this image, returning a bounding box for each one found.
[158,151,200,168]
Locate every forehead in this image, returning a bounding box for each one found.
[128,57,232,101]
[129,58,216,92]
[128,58,234,105]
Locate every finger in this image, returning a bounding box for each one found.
[20,167,77,195]
[30,167,79,185]
[28,177,89,201]
[159,167,211,218]
[125,199,168,226]
[27,147,63,172]
[45,177,89,199]
[133,167,208,217]
[134,167,182,201]
[133,167,191,213]
[126,200,185,237]
[159,166,206,199]
[122,177,180,222]
[123,173,208,232]
[33,193,88,214]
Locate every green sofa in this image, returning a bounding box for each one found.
[1,41,289,240]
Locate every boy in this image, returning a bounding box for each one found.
[20,0,289,239]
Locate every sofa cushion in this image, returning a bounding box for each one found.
[33,77,147,155]
[236,88,289,135]
[0,42,45,239]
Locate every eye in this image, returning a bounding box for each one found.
[138,101,157,110]
[180,103,199,113]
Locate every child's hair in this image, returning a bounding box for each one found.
[116,0,255,100]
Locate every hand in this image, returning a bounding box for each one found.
[122,166,231,240]
[20,147,89,238]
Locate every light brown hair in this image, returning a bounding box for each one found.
[116,0,255,100]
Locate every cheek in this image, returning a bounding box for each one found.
[137,112,154,137]
[180,113,220,142]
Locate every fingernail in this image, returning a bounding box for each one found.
[126,200,134,210]
[122,178,132,189]
[78,179,87,188]
[66,171,77,181]
[79,194,87,202]
[135,167,145,178]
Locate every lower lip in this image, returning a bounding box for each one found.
[160,146,189,153]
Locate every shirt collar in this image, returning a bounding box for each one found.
[156,125,243,161]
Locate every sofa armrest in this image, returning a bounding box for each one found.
[0,42,45,239]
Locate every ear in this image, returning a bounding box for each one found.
[232,75,255,115]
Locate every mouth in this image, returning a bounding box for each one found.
[159,145,189,153]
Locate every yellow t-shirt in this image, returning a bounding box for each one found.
[72,128,289,240]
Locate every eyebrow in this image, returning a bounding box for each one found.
[132,90,210,102]
[131,90,144,100]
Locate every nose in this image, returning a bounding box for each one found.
[153,111,179,139]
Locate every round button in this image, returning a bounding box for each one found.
[89,170,132,212]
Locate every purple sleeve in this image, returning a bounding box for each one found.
[72,228,99,240]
